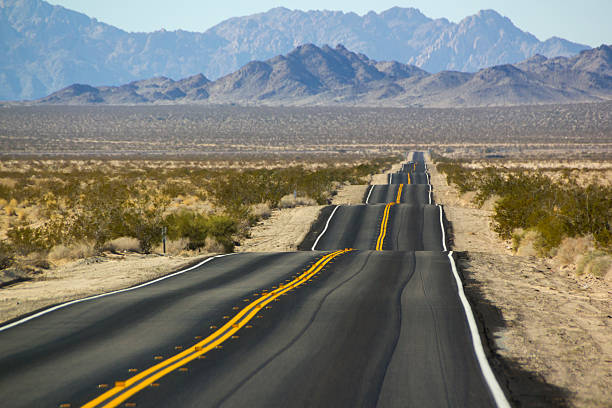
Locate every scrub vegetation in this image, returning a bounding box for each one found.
[0,156,397,271]
[434,154,612,275]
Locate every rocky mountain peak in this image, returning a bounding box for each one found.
[1,0,592,101]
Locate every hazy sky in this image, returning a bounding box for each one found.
[49,0,610,47]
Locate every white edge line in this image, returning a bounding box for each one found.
[428,184,432,205]
[365,185,374,204]
[312,205,340,251]
[438,204,447,251]
[447,252,511,408]
[0,253,234,332]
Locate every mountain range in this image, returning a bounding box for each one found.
[36,43,612,107]
[1,0,591,101]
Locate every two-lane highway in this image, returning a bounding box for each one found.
[310,204,445,251]
[0,152,509,408]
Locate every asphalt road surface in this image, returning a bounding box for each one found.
[0,152,508,408]
[366,184,432,205]
[310,204,446,251]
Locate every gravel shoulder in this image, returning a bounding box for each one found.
[429,155,612,407]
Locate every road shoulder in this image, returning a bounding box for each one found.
[430,156,612,407]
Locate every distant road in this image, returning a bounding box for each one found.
[0,152,508,408]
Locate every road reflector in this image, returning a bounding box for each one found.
[222,316,230,319]
[198,355,206,359]
[256,315,263,318]
[215,345,223,349]
[256,304,263,308]
[194,336,202,340]
[243,299,250,302]
[125,403,136,407]
[150,383,160,387]
[59,403,71,407]
[232,324,239,328]
[98,384,109,389]
[128,368,138,373]
[265,306,272,309]
[174,346,183,350]
[245,325,253,329]
[154,356,163,360]
[115,381,126,388]
[194,346,203,351]
[232,306,240,310]
[178,367,188,372]
[210,325,217,329]
[231,335,239,339]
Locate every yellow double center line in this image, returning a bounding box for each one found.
[395,183,403,203]
[82,249,353,408]
[375,202,395,251]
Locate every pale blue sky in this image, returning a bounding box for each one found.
[49,0,610,47]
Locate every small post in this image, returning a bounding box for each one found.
[293,189,297,199]
[162,226,167,254]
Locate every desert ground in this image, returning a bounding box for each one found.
[1,103,611,406]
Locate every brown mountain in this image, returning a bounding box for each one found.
[35,44,612,108]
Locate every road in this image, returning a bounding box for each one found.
[0,152,509,407]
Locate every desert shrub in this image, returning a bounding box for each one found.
[0,185,11,200]
[204,236,225,253]
[534,215,566,255]
[250,202,271,219]
[6,226,49,255]
[0,241,14,269]
[48,243,95,263]
[278,194,317,209]
[204,215,238,252]
[104,237,140,253]
[576,251,612,277]
[437,160,612,255]
[554,236,593,266]
[158,238,189,255]
[165,211,237,252]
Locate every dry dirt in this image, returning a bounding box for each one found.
[0,254,204,324]
[428,154,612,407]
[236,205,324,253]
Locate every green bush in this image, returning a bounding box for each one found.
[0,241,14,269]
[165,211,237,252]
[437,158,612,254]
[7,226,49,255]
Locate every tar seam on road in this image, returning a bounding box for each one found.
[365,185,374,204]
[82,249,353,408]
[447,252,511,408]
[0,254,235,333]
[311,205,340,250]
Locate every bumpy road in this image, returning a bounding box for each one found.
[0,152,509,408]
